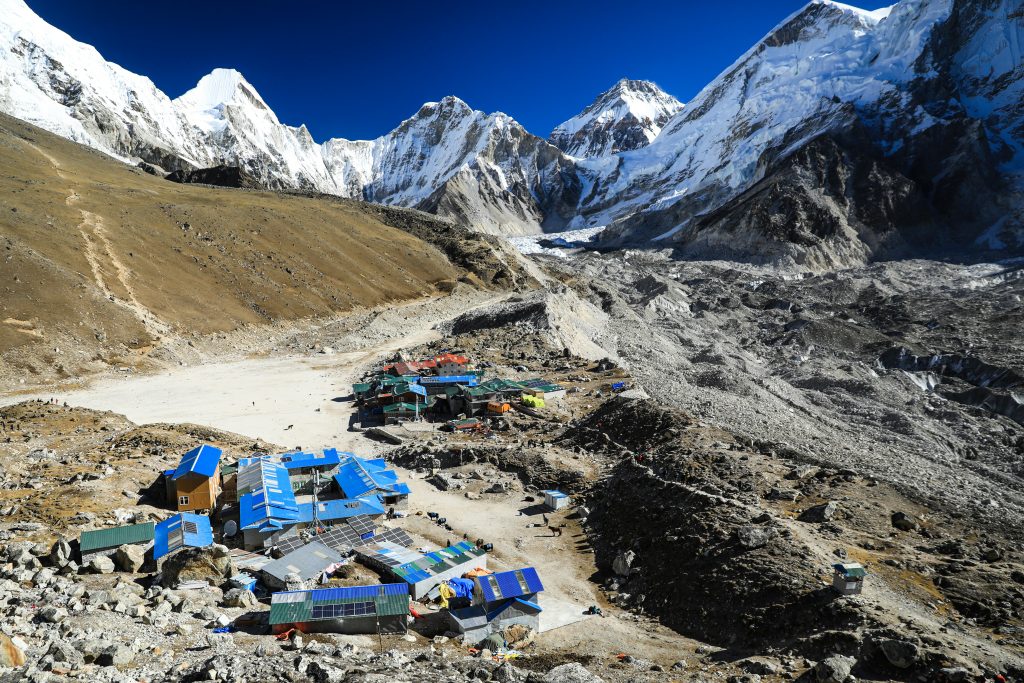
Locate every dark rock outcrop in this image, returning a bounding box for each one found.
[165,165,261,189]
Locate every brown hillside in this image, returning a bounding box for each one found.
[0,114,499,385]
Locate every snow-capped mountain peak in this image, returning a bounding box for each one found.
[0,0,1019,258]
[176,68,270,113]
[549,78,683,158]
[175,68,276,134]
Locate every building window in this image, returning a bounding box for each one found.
[178,495,189,507]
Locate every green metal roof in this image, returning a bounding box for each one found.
[479,378,525,392]
[383,402,418,413]
[353,382,371,393]
[269,586,408,625]
[269,597,312,625]
[834,563,867,578]
[79,522,155,554]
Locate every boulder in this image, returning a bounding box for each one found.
[891,511,919,531]
[814,655,855,683]
[159,545,235,587]
[48,538,73,567]
[0,634,25,668]
[737,525,775,549]
[223,588,258,609]
[114,544,146,573]
[97,643,134,667]
[38,606,68,623]
[429,472,461,491]
[543,663,605,683]
[877,638,919,669]
[47,640,84,666]
[800,501,838,523]
[88,555,115,574]
[206,632,234,649]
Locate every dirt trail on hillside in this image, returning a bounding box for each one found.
[76,208,172,339]
[29,139,172,340]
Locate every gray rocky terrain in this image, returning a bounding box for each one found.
[552,251,1024,533]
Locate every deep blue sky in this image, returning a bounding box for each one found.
[28,0,892,142]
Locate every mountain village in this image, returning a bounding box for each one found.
[0,0,1022,681]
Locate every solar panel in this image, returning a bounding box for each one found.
[310,600,376,621]
[316,525,361,552]
[373,528,414,547]
[346,515,375,536]
[274,535,308,555]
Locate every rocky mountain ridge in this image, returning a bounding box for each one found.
[1,0,1022,262]
[548,78,683,159]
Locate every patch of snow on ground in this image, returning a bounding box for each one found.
[508,226,607,258]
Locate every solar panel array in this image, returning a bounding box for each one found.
[359,539,486,586]
[371,527,414,547]
[269,583,409,625]
[273,514,382,555]
[311,600,376,619]
[346,515,376,536]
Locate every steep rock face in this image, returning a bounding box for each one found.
[604,118,1005,269]
[0,0,202,169]
[549,79,683,158]
[173,68,341,192]
[591,0,1024,258]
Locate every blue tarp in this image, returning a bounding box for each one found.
[172,444,222,480]
[154,512,213,560]
[448,577,474,599]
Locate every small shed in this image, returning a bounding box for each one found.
[170,444,223,513]
[79,522,155,564]
[154,513,213,561]
[270,583,409,635]
[260,541,345,591]
[447,567,544,643]
[832,562,866,595]
[543,490,570,511]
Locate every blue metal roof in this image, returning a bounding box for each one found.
[333,456,408,499]
[418,375,479,386]
[310,583,408,602]
[279,450,343,471]
[154,512,213,560]
[297,496,386,523]
[543,490,569,499]
[172,444,222,480]
[237,459,300,531]
[477,567,544,602]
